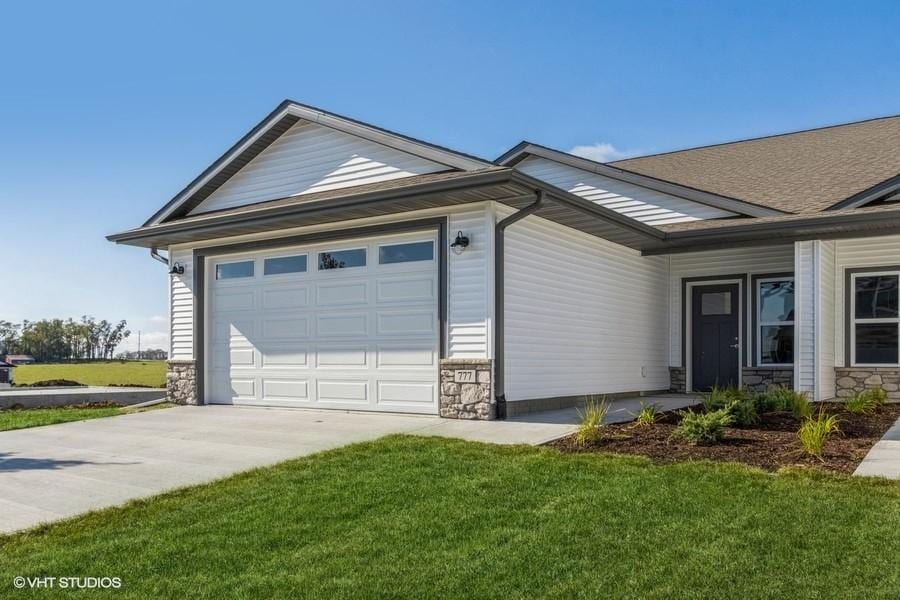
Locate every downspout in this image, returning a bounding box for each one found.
[150,247,169,266]
[494,190,545,419]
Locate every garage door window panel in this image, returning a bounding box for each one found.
[216,260,254,280]
[378,241,434,265]
[264,254,308,276]
[318,248,366,270]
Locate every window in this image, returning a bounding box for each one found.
[318,248,366,270]
[264,254,307,276]
[757,277,794,365]
[216,260,254,280]
[379,241,434,265]
[701,292,731,315]
[852,272,900,365]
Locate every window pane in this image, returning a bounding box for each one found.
[216,261,254,280]
[379,241,434,265]
[759,280,794,322]
[855,275,899,319]
[760,325,794,364]
[701,292,731,315]
[856,323,899,364]
[264,255,307,275]
[318,249,366,270]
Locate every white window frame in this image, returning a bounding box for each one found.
[756,276,795,367]
[316,246,368,273]
[850,270,900,367]
[262,252,309,278]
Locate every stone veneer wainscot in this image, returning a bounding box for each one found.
[439,358,494,420]
[835,367,900,401]
[167,360,199,405]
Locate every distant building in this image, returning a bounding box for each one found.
[0,361,15,386]
[4,355,36,365]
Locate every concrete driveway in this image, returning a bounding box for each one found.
[0,394,698,533]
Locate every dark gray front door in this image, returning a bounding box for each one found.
[691,283,740,391]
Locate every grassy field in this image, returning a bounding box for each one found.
[0,436,897,598]
[13,360,166,388]
[0,403,173,432]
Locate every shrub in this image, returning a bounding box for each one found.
[762,387,811,419]
[574,396,609,447]
[673,408,733,445]
[702,385,758,425]
[23,379,83,387]
[797,409,841,457]
[631,402,660,427]
[845,387,888,414]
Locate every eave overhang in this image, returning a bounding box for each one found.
[108,168,665,251]
[641,208,900,255]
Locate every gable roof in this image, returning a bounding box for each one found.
[146,100,493,226]
[495,142,784,218]
[610,115,900,214]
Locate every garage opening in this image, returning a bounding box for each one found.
[206,230,440,414]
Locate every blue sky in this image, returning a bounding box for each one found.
[2,1,899,351]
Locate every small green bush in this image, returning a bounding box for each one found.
[797,409,841,457]
[762,387,811,419]
[702,386,758,425]
[673,408,733,445]
[631,401,660,427]
[574,396,609,447]
[845,387,887,414]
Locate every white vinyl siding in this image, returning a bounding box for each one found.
[168,204,493,362]
[447,209,493,358]
[169,247,195,360]
[669,245,795,367]
[516,156,737,226]
[795,241,816,394]
[834,234,900,367]
[190,121,448,215]
[817,241,836,400]
[502,211,669,401]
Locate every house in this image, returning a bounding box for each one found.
[108,100,900,419]
[0,361,15,386]
[4,355,35,366]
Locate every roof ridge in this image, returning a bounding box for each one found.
[610,113,900,164]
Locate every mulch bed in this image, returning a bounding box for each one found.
[550,402,900,473]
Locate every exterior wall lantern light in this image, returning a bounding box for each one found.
[450,231,470,255]
[169,263,185,275]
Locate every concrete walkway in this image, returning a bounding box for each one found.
[0,394,699,533]
[854,415,900,479]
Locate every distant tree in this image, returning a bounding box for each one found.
[0,316,132,361]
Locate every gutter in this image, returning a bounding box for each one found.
[150,247,169,265]
[493,190,545,419]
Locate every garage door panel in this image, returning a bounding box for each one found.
[377,311,435,336]
[262,286,309,310]
[376,277,435,303]
[260,345,309,368]
[316,346,368,368]
[376,344,436,368]
[262,317,309,340]
[376,381,435,406]
[212,319,255,343]
[316,281,369,306]
[317,380,368,404]
[317,313,368,337]
[211,346,255,368]
[262,379,309,401]
[213,290,256,312]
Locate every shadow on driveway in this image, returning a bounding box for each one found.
[0,452,135,473]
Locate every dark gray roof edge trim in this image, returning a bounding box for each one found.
[827,172,900,210]
[495,142,785,218]
[642,209,900,255]
[145,99,493,227]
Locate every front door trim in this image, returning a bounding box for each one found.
[684,276,745,392]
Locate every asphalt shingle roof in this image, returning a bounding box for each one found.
[609,115,900,214]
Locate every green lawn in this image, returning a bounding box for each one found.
[13,360,166,388]
[0,403,173,432]
[0,436,897,598]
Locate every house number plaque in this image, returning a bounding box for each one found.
[454,370,476,383]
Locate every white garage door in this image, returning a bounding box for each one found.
[206,231,439,414]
